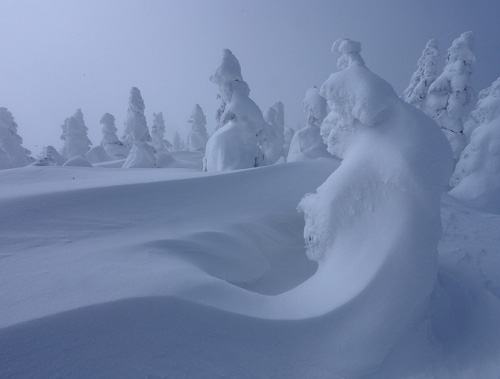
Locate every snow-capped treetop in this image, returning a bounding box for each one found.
[320,39,395,158]
[209,49,244,103]
[0,107,32,168]
[303,86,327,127]
[124,87,151,143]
[403,39,440,109]
[332,38,365,70]
[464,77,500,140]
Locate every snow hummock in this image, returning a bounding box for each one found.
[287,86,330,162]
[63,155,93,167]
[85,145,111,164]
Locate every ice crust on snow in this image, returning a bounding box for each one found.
[287,86,329,162]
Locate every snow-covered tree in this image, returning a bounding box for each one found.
[450,77,500,197]
[173,131,183,151]
[283,126,295,157]
[427,31,475,162]
[60,109,92,160]
[463,77,500,141]
[287,86,329,162]
[263,102,285,164]
[100,113,129,159]
[403,39,440,110]
[122,87,156,168]
[0,107,33,168]
[150,112,173,167]
[187,104,209,152]
[32,145,65,166]
[204,49,270,172]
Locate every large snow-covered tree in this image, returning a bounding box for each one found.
[122,87,156,168]
[204,49,270,172]
[60,109,92,160]
[187,104,209,152]
[427,31,475,162]
[450,77,500,198]
[403,39,440,110]
[100,113,129,159]
[287,86,329,162]
[0,107,33,168]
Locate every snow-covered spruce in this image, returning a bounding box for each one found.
[263,102,285,164]
[187,104,209,153]
[151,112,174,167]
[60,110,92,161]
[403,39,440,110]
[296,39,453,373]
[100,113,129,160]
[204,49,270,172]
[427,31,475,162]
[283,125,295,158]
[0,107,33,169]
[122,87,156,168]
[287,86,329,162]
[172,131,183,152]
[450,77,500,208]
[31,145,65,166]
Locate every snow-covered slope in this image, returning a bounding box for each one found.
[1,157,500,377]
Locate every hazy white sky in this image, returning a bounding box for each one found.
[1,0,500,154]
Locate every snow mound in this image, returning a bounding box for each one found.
[85,145,111,164]
[63,155,93,167]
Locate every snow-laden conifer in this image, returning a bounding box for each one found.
[122,87,156,168]
[187,104,209,152]
[450,77,500,196]
[204,49,270,171]
[263,102,285,164]
[283,126,295,158]
[151,112,173,167]
[100,113,129,159]
[60,109,92,160]
[173,131,183,152]
[403,39,440,110]
[287,86,329,162]
[31,145,65,166]
[0,107,33,168]
[427,31,475,162]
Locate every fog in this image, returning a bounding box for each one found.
[1,0,499,155]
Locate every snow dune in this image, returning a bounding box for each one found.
[1,155,500,377]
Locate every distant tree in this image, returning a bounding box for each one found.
[100,113,129,159]
[204,49,270,171]
[187,104,209,152]
[32,145,65,166]
[173,131,183,151]
[0,107,33,168]
[451,77,500,189]
[263,101,285,164]
[427,31,475,163]
[60,109,92,160]
[283,126,295,157]
[403,39,440,110]
[287,86,329,162]
[151,112,173,167]
[122,87,156,168]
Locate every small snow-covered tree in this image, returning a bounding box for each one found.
[151,112,173,167]
[451,77,500,195]
[403,39,440,110]
[32,145,65,166]
[263,102,285,164]
[173,131,183,151]
[287,86,329,162]
[427,31,475,162]
[100,113,129,159]
[122,87,156,168]
[0,107,33,168]
[187,104,209,152]
[60,109,92,160]
[204,49,270,171]
[283,126,295,157]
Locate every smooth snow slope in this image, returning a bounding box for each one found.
[1,159,500,378]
